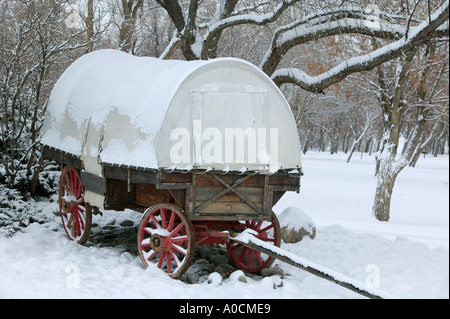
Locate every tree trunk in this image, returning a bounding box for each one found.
[372,157,399,222]
[118,0,144,53]
[85,0,94,53]
[302,127,313,154]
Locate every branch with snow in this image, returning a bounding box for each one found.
[261,16,407,76]
[270,1,449,94]
[201,0,300,59]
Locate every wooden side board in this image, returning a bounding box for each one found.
[42,145,82,170]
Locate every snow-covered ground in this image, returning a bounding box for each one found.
[0,151,448,299]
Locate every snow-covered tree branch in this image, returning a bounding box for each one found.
[270,1,449,93]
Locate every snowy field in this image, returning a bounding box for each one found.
[0,151,448,299]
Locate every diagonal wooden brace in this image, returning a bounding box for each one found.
[212,174,264,215]
[193,173,255,213]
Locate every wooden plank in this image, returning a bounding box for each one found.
[263,175,269,215]
[189,214,271,221]
[194,174,264,187]
[131,170,157,184]
[42,145,82,170]
[135,183,172,207]
[269,174,300,187]
[80,171,106,195]
[194,201,262,214]
[192,174,253,213]
[103,165,128,180]
[159,171,192,184]
[156,171,192,189]
[104,179,133,207]
[240,175,265,187]
[193,186,264,203]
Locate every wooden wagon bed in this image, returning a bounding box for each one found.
[43,145,300,221]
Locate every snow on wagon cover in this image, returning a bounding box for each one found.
[40,49,302,173]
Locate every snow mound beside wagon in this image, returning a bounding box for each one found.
[278,206,316,243]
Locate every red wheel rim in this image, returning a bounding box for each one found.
[58,166,91,244]
[138,204,195,279]
[226,212,281,273]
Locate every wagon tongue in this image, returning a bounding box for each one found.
[231,229,391,299]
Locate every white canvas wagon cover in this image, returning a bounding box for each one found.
[41,49,301,175]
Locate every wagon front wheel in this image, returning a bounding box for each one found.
[58,166,92,244]
[138,204,195,279]
[226,212,281,273]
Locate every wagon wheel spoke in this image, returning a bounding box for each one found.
[259,223,274,234]
[64,174,72,195]
[170,222,185,238]
[172,244,187,256]
[157,251,166,269]
[170,252,181,267]
[254,250,263,266]
[76,215,83,237]
[61,181,70,197]
[160,209,168,229]
[168,211,176,232]
[67,211,75,228]
[171,235,188,247]
[166,254,172,274]
[248,248,254,266]
[138,204,195,279]
[141,238,151,248]
[146,250,159,262]
[144,227,155,235]
[229,242,240,251]
[239,247,249,263]
[150,215,161,230]
[71,217,77,238]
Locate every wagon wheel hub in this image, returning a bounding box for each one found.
[61,199,68,214]
[150,234,163,251]
[61,198,78,214]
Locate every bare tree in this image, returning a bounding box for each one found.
[0,0,100,195]
[371,38,448,221]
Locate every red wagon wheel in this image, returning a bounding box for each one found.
[138,204,195,279]
[58,166,92,244]
[226,212,281,273]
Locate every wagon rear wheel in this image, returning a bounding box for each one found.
[138,204,195,279]
[226,212,281,273]
[58,166,92,244]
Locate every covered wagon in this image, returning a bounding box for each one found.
[41,49,302,278]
